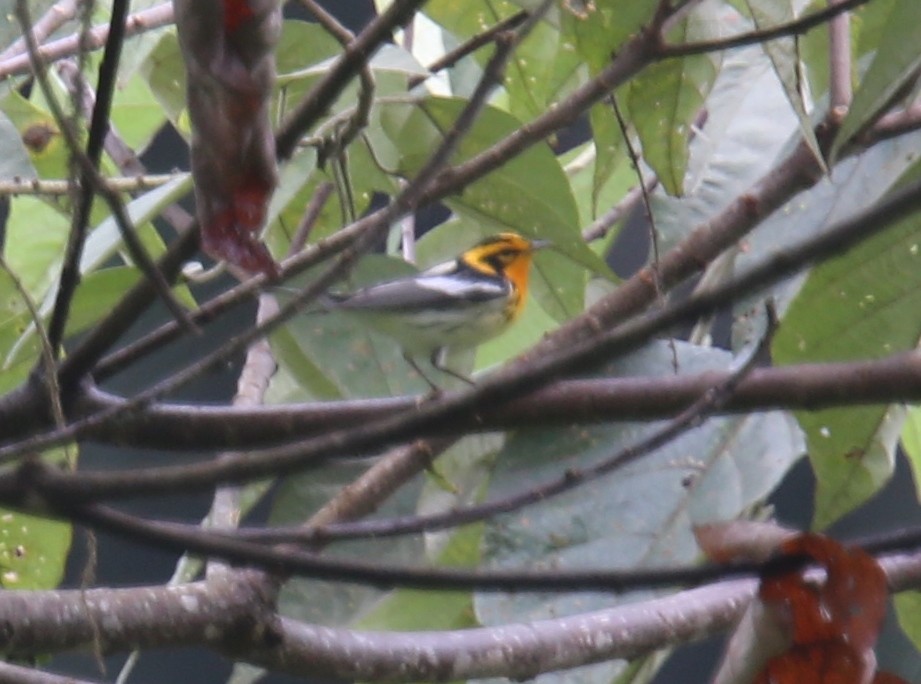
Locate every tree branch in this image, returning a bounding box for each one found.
[5,174,921,500]
[656,0,870,59]
[0,661,104,684]
[0,548,917,682]
[0,2,175,80]
[827,0,853,117]
[0,174,179,196]
[75,351,921,450]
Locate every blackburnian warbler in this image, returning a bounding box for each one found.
[327,232,549,389]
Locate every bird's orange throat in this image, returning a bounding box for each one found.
[505,253,534,315]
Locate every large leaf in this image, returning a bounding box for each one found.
[2,196,70,297]
[832,0,921,158]
[652,46,795,255]
[743,0,824,169]
[502,18,584,123]
[108,69,168,154]
[895,591,921,655]
[0,109,36,180]
[627,4,722,196]
[475,341,803,684]
[0,506,71,590]
[560,0,658,74]
[900,406,921,504]
[0,90,68,181]
[772,170,921,528]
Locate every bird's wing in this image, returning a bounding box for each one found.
[332,272,509,312]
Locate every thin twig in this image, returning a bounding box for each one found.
[297,0,375,163]
[288,182,335,254]
[0,174,180,196]
[609,95,660,284]
[827,0,852,119]
[657,0,870,59]
[0,2,174,80]
[407,10,528,88]
[0,660,104,684]
[39,500,775,592]
[582,176,659,243]
[0,0,81,61]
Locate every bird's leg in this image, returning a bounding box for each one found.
[430,347,476,387]
[403,351,441,394]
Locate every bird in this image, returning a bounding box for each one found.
[326,232,549,390]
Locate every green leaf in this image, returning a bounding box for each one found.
[732,131,921,339]
[744,0,825,170]
[66,267,140,337]
[108,70,167,153]
[0,507,71,590]
[275,20,342,83]
[3,196,70,297]
[139,29,188,129]
[832,0,921,158]
[652,46,795,256]
[0,449,72,590]
[502,19,584,123]
[0,90,68,180]
[588,101,627,216]
[895,591,921,653]
[0,109,36,180]
[772,173,921,527]
[0,265,40,393]
[560,0,658,74]
[476,341,803,684]
[627,8,720,196]
[899,405,921,503]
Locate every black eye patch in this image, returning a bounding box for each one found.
[486,249,519,269]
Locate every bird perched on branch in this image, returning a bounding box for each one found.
[327,232,549,390]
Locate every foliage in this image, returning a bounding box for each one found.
[0,0,919,682]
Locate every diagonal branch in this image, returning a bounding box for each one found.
[0,2,175,80]
[657,0,870,59]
